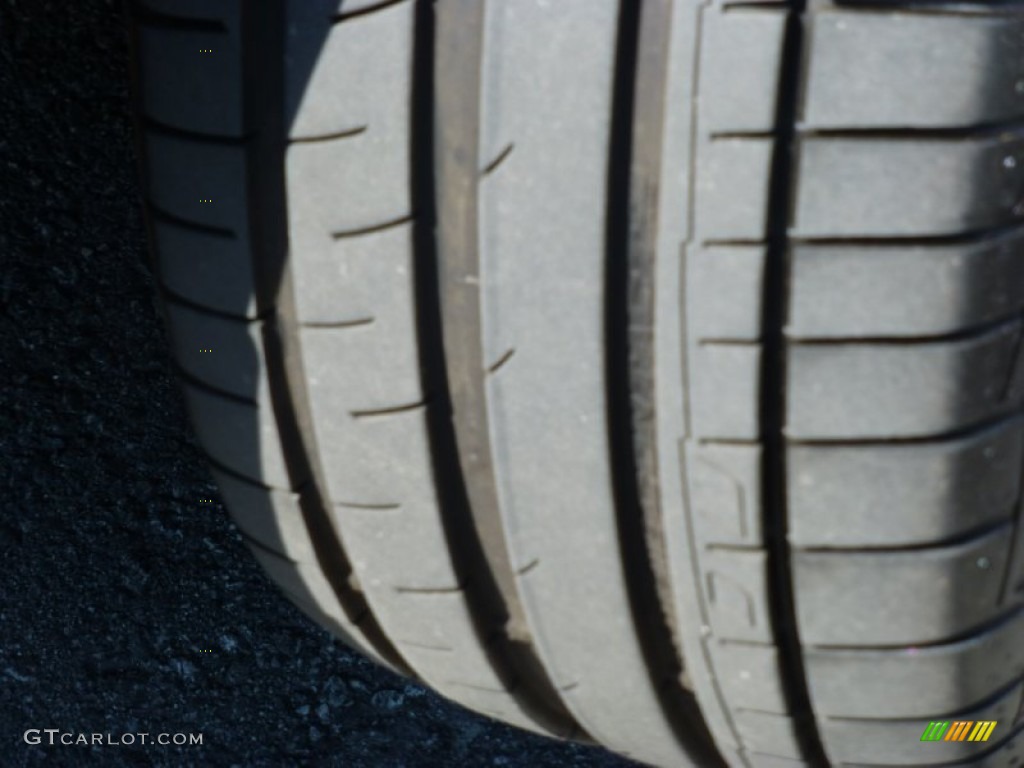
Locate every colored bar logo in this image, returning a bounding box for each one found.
[920,721,997,743]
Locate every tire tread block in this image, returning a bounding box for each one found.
[793,525,1016,647]
[804,608,1024,719]
[786,322,1024,440]
[787,420,1023,548]
[802,13,1024,130]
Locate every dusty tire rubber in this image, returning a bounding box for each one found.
[128,0,1024,765]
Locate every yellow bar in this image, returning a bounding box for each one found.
[978,721,997,742]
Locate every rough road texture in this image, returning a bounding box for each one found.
[0,2,634,765]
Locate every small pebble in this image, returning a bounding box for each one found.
[370,689,404,712]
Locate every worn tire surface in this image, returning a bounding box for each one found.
[128,0,1024,765]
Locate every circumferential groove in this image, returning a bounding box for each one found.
[760,2,831,765]
[430,0,582,735]
[612,2,728,765]
[246,0,407,672]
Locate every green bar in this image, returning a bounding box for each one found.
[921,721,950,742]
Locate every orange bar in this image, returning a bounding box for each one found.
[944,721,972,742]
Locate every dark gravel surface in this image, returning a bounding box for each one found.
[0,2,639,766]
